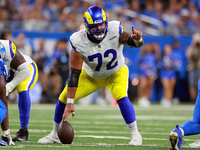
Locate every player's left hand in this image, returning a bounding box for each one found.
[131,26,142,40]
[62,103,75,120]
[6,83,14,96]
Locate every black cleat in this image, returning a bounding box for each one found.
[12,127,28,142]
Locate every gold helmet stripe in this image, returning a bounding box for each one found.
[102,9,106,21]
[84,12,93,25]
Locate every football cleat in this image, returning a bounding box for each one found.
[0,139,8,146]
[12,127,28,142]
[129,131,142,145]
[189,139,200,147]
[169,125,183,150]
[38,130,61,144]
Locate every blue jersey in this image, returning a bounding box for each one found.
[0,60,7,124]
[0,60,7,80]
[160,54,176,79]
[138,53,157,78]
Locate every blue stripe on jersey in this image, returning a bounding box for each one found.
[119,22,122,35]
[9,40,14,58]
[109,36,117,41]
[28,62,36,89]
[70,40,76,51]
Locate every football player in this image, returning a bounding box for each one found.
[169,79,200,150]
[0,40,38,143]
[38,6,144,145]
[0,47,10,146]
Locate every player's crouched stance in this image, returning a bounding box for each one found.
[169,78,200,150]
[38,6,144,145]
[0,57,13,146]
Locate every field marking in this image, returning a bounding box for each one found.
[5,142,196,149]
[10,115,193,121]
[8,103,195,111]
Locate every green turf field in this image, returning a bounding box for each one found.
[2,103,200,149]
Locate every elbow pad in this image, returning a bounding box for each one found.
[68,68,81,87]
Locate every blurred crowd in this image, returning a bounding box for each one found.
[0,0,200,106]
[0,0,200,35]
[136,33,200,107]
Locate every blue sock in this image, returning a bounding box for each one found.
[18,91,31,128]
[181,79,200,135]
[181,121,200,135]
[54,100,66,123]
[117,97,136,124]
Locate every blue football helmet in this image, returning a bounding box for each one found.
[83,6,108,40]
[0,42,6,62]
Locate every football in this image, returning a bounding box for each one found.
[57,120,74,144]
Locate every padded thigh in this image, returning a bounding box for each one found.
[105,65,129,101]
[16,62,38,93]
[59,65,129,103]
[59,70,100,104]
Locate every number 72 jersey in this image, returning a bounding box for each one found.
[70,21,125,79]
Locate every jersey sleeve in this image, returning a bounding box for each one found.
[119,22,124,35]
[69,32,80,51]
[108,21,124,37]
[69,39,77,51]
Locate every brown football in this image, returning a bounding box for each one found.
[57,120,74,144]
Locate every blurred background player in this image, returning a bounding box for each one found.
[169,78,200,149]
[137,43,160,107]
[160,44,177,107]
[186,33,200,104]
[0,47,12,146]
[38,6,144,145]
[0,40,38,142]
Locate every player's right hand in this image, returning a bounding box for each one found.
[62,103,75,120]
[2,134,15,145]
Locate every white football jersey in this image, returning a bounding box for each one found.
[0,40,33,80]
[70,21,125,79]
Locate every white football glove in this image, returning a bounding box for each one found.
[6,83,14,96]
[1,134,15,145]
[1,129,15,145]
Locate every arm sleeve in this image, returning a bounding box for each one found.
[6,63,31,96]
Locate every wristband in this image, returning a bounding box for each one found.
[134,37,142,43]
[2,129,10,136]
[67,98,74,104]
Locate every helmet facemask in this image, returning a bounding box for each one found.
[87,22,108,40]
[83,6,108,41]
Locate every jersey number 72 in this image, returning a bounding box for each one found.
[88,49,118,71]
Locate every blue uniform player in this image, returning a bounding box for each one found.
[137,43,158,107]
[160,44,177,107]
[0,46,10,146]
[38,6,144,145]
[169,79,200,150]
